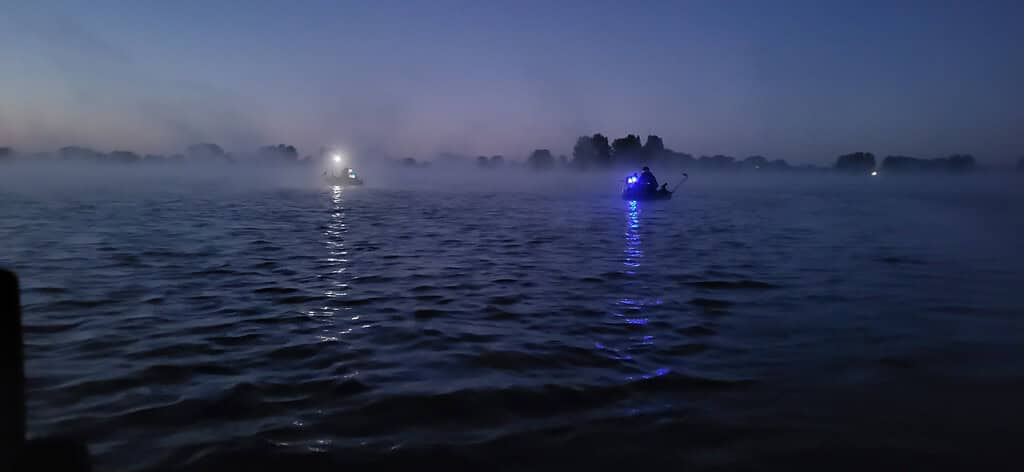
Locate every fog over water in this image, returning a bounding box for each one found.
[3,156,1023,470]
[5,1,1024,469]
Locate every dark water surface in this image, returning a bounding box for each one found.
[2,175,1023,470]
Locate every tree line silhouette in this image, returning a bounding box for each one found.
[833,152,979,174]
[509,133,796,172]
[0,144,310,165]
[514,134,989,174]
[0,137,1013,175]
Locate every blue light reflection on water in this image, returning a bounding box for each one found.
[595,200,671,380]
[623,200,641,275]
[620,200,645,325]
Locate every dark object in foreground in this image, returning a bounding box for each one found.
[1,269,92,472]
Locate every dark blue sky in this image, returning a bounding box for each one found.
[2,0,1022,163]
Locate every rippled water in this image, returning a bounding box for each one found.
[2,174,1023,470]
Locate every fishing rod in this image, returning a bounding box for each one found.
[670,173,689,193]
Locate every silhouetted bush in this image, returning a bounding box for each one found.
[59,146,104,161]
[741,155,768,170]
[258,144,299,162]
[945,154,975,173]
[477,155,505,169]
[187,143,231,162]
[109,151,140,164]
[881,155,925,173]
[881,155,975,174]
[835,152,876,173]
[395,157,430,168]
[0,147,12,162]
[698,155,737,170]
[663,151,695,169]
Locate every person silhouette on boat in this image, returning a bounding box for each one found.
[638,167,658,192]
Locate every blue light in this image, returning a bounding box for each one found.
[627,176,638,184]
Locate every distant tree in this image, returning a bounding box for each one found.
[527,149,556,170]
[109,150,140,164]
[400,157,419,167]
[741,155,768,169]
[258,144,299,162]
[591,134,611,167]
[663,150,695,169]
[187,143,231,162]
[475,155,505,169]
[558,154,569,167]
[59,146,104,161]
[881,155,924,173]
[571,134,612,169]
[881,154,975,174]
[436,152,465,164]
[698,155,737,170]
[612,134,643,165]
[572,136,596,169]
[766,159,791,171]
[143,154,167,164]
[642,135,665,162]
[0,147,12,162]
[835,152,876,173]
[945,154,975,173]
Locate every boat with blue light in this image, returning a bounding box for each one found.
[621,172,685,201]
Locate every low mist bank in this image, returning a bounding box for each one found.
[2,157,1022,201]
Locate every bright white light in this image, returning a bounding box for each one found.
[871,170,878,176]
[333,155,341,163]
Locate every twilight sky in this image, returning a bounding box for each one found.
[1,0,1022,164]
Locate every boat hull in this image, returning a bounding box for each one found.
[325,176,363,186]
[621,189,672,201]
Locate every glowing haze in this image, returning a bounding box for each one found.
[2,1,1022,163]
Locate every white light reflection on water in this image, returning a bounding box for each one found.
[309,185,353,341]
